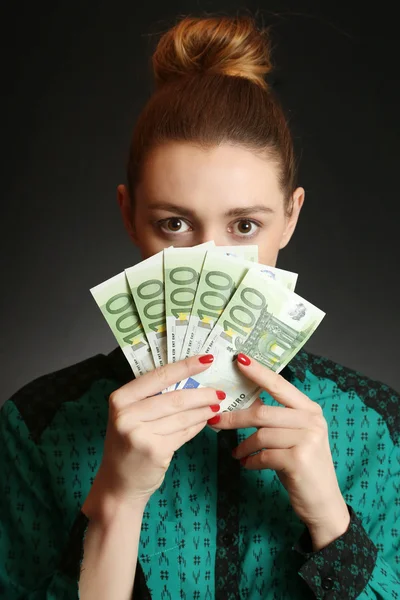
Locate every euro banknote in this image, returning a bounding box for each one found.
[180,250,298,360]
[125,251,167,368]
[178,266,325,415]
[164,242,214,364]
[213,245,258,261]
[90,271,155,378]
[91,243,324,424]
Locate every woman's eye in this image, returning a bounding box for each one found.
[159,217,191,234]
[231,220,260,236]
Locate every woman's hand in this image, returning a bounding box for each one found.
[83,354,224,519]
[214,353,350,550]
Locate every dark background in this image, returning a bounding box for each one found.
[1,1,399,404]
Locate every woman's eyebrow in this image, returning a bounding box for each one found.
[224,205,275,217]
[147,202,195,218]
[147,202,275,218]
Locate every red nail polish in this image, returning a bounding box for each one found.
[216,390,226,400]
[210,404,220,412]
[207,415,221,425]
[199,354,214,364]
[237,353,251,366]
[240,457,248,466]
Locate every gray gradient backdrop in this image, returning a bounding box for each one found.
[1,1,399,405]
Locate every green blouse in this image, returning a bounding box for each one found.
[0,347,399,599]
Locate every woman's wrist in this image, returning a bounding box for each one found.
[82,470,150,526]
[307,500,351,552]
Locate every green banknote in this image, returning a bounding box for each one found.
[90,271,155,378]
[125,251,167,368]
[180,250,297,360]
[251,263,298,292]
[178,266,325,414]
[213,245,258,262]
[164,242,214,363]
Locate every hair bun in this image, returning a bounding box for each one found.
[152,14,272,90]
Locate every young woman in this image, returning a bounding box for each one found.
[0,14,398,600]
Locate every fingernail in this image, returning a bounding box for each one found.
[207,415,221,425]
[240,457,248,466]
[199,354,214,364]
[209,404,220,412]
[216,390,226,400]
[237,353,251,366]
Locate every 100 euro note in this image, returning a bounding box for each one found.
[164,242,214,364]
[213,245,258,262]
[252,263,298,292]
[125,251,168,369]
[178,266,325,418]
[180,249,298,360]
[90,271,155,378]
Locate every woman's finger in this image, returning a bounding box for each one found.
[232,427,305,460]
[142,420,208,458]
[173,421,209,451]
[152,405,219,435]
[118,387,224,421]
[111,354,214,409]
[217,397,315,430]
[240,448,291,472]
[236,353,321,413]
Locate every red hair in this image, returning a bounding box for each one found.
[127,14,297,213]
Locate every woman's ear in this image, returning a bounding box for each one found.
[279,187,305,250]
[117,184,138,243]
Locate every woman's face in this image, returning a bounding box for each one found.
[117,142,305,266]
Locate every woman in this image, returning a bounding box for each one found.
[0,13,398,600]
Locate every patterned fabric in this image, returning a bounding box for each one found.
[0,346,399,599]
[293,504,378,599]
[215,428,241,599]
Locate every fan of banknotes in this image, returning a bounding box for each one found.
[90,241,325,416]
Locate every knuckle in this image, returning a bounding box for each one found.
[268,374,282,397]
[142,443,159,463]
[255,403,269,422]
[224,409,237,428]
[109,390,122,411]
[129,427,152,455]
[255,428,266,445]
[307,430,322,446]
[320,417,328,432]
[113,411,130,435]
[154,363,169,384]
[182,357,193,380]
[292,444,308,465]
[312,413,328,431]
[170,391,185,410]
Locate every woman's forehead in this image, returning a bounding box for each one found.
[138,142,283,210]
